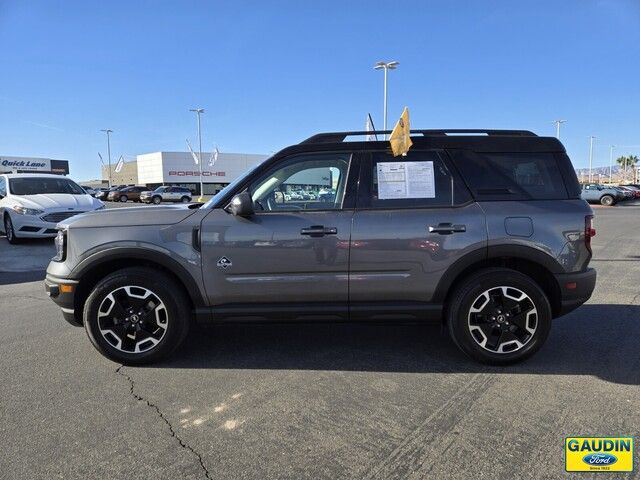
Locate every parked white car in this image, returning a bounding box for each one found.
[0,174,105,244]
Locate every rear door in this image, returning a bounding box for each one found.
[349,150,487,320]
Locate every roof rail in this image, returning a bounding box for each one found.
[300,129,537,144]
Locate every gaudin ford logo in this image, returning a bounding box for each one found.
[565,437,633,472]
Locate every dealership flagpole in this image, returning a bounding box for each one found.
[190,108,205,201]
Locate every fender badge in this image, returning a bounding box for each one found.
[216,256,232,269]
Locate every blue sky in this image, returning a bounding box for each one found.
[1,0,639,180]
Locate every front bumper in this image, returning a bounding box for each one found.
[45,274,81,326]
[554,268,597,316]
[9,212,59,237]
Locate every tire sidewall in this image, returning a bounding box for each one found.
[120,195,128,203]
[152,196,161,204]
[83,270,189,364]
[4,214,18,244]
[448,269,552,365]
[601,195,613,206]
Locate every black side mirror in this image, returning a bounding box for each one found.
[228,192,254,217]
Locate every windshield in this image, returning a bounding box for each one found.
[9,177,86,195]
[202,158,269,209]
[154,186,167,192]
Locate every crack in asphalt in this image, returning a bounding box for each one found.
[115,366,213,480]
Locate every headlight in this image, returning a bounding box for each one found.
[12,205,44,215]
[53,229,67,262]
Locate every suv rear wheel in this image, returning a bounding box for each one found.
[447,268,551,365]
[83,267,190,365]
[180,196,190,203]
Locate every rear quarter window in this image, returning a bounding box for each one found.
[449,150,570,200]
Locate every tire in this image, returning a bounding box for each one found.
[600,195,614,206]
[4,213,20,244]
[83,267,190,365]
[120,195,128,203]
[180,196,190,203]
[447,268,552,365]
[152,196,162,205]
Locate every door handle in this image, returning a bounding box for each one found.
[300,225,338,237]
[428,223,466,235]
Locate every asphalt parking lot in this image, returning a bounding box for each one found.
[1,202,639,479]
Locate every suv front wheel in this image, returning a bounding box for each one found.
[447,268,551,365]
[83,267,190,365]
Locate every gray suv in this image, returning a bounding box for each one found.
[140,186,193,204]
[45,129,596,365]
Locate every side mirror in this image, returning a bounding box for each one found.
[228,192,254,217]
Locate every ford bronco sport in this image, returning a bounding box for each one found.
[45,129,596,365]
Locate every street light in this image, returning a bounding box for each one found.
[588,136,596,183]
[100,129,113,188]
[609,145,616,182]
[374,60,399,139]
[552,119,566,139]
[189,108,205,201]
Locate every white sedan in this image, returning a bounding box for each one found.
[0,173,105,244]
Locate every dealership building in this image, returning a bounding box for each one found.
[102,151,269,195]
[0,155,70,175]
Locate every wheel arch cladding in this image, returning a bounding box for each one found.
[71,249,205,324]
[435,247,563,319]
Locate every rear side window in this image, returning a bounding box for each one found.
[449,151,569,200]
[358,151,471,209]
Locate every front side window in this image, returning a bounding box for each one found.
[248,153,351,212]
[8,177,86,195]
[361,151,470,209]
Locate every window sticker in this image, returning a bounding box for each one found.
[376,161,435,199]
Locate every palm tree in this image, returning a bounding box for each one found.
[616,155,639,182]
[616,155,639,167]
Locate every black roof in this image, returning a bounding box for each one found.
[279,129,565,155]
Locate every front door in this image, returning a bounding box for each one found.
[200,151,357,321]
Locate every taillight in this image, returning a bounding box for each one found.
[585,215,595,253]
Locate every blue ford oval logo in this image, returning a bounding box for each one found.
[582,453,617,466]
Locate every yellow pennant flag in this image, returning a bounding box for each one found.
[389,107,413,156]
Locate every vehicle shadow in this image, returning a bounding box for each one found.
[157,304,640,386]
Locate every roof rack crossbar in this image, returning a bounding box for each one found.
[301,129,537,144]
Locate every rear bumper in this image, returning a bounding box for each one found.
[554,268,597,316]
[45,274,82,326]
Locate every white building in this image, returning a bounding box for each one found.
[99,151,335,195]
[135,151,269,195]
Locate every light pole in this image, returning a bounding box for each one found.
[552,119,566,139]
[189,108,205,201]
[374,61,399,139]
[588,136,596,183]
[100,129,113,187]
[609,145,615,183]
